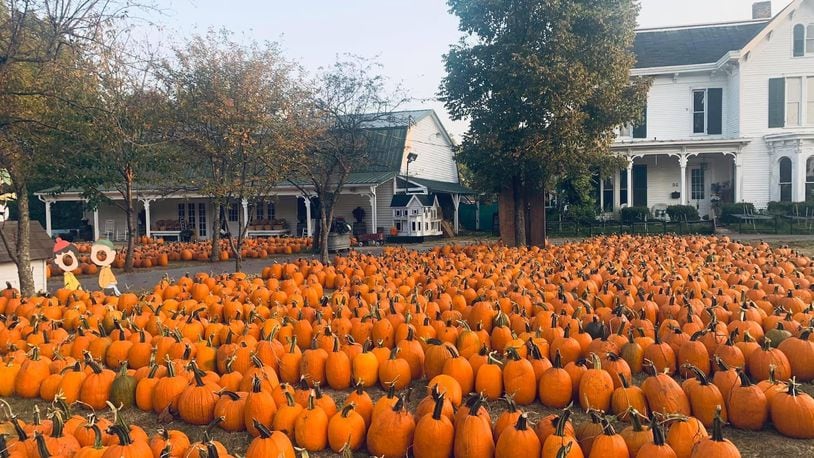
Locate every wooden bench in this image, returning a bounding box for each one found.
[247,229,291,238]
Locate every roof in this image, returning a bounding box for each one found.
[403,176,476,195]
[633,20,768,68]
[0,221,53,263]
[390,193,437,207]
[358,110,434,129]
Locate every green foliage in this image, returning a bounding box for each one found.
[441,0,650,195]
[565,204,597,225]
[766,201,814,215]
[719,202,755,224]
[620,206,650,223]
[666,205,699,222]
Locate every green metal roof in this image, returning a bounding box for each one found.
[363,127,408,172]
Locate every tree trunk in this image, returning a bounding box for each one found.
[210,200,221,263]
[512,175,526,247]
[498,182,517,247]
[527,186,547,247]
[124,178,135,272]
[318,204,330,263]
[14,180,36,296]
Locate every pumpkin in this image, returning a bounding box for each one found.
[367,395,416,458]
[726,370,767,431]
[689,407,740,458]
[177,362,220,425]
[101,424,152,458]
[327,404,366,453]
[769,378,814,439]
[246,420,295,458]
[244,375,278,437]
[495,413,541,458]
[541,408,582,458]
[539,350,573,409]
[413,392,454,458]
[293,393,328,451]
[636,415,676,458]
[578,353,614,412]
[453,396,495,458]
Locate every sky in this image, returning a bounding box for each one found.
[147,0,794,140]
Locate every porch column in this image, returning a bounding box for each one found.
[734,153,743,202]
[368,188,377,233]
[475,200,481,231]
[143,199,152,238]
[679,154,689,206]
[44,200,54,237]
[303,196,312,237]
[794,152,807,201]
[599,177,604,211]
[452,194,460,234]
[626,159,634,206]
[93,208,100,241]
[241,199,249,231]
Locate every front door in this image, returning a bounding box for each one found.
[689,166,709,217]
[632,164,648,207]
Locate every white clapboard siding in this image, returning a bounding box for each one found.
[401,114,459,183]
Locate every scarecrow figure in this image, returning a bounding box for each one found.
[91,239,120,296]
[53,237,82,291]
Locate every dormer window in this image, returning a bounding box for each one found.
[794,24,814,57]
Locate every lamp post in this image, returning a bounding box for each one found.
[405,152,418,193]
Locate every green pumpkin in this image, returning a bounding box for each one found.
[109,362,137,408]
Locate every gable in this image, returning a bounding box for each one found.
[634,21,769,68]
[0,221,53,263]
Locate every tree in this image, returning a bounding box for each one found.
[161,29,305,270]
[0,0,150,295]
[290,56,405,263]
[441,0,650,247]
[52,36,180,272]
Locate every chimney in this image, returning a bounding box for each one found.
[752,1,772,20]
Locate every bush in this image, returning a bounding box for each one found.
[766,201,814,215]
[666,205,699,222]
[565,204,597,225]
[620,206,650,223]
[719,202,754,224]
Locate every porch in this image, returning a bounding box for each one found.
[607,139,750,219]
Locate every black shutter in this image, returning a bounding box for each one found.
[769,78,785,128]
[633,105,647,138]
[707,88,723,135]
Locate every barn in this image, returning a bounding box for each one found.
[0,221,53,293]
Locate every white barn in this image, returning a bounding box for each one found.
[603,0,814,217]
[36,109,473,241]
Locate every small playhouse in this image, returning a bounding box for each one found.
[390,194,443,237]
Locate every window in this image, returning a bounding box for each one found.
[788,77,803,126]
[806,157,814,200]
[691,168,705,200]
[396,222,401,231]
[794,24,805,57]
[256,205,264,221]
[809,25,814,55]
[268,203,275,220]
[693,90,706,133]
[691,89,723,135]
[619,169,628,206]
[187,203,195,230]
[780,157,793,202]
[228,204,239,222]
[178,204,185,224]
[198,203,207,237]
[602,177,614,212]
[411,221,416,232]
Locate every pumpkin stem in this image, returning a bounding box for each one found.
[431,393,446,420]
[34,432,52,458]
[107,423,133,446]
[710,406,726,442]
[554,407,572,437]
[514,412,530,431]
[649,414,667,446]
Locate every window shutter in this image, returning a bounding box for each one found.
[769,78,785,128]
[707,88,723,135]
[633,105,647,138]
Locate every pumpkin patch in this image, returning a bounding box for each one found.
[1,234,813,457]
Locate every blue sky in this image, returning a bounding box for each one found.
[149,0,793,139]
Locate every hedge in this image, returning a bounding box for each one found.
[719,202,754,224]
[766,201,814,215]
[620,206,650,223]
[666,205,699,222]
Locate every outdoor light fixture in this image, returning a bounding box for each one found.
[405,152,418,193]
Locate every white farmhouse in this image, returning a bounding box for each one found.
[606,0,814,217]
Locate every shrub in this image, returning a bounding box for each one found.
[719,202,754,224]
[620,206,650,223]
[666,205,699,222]
[565,204,597,225]
[766,201,814,215]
